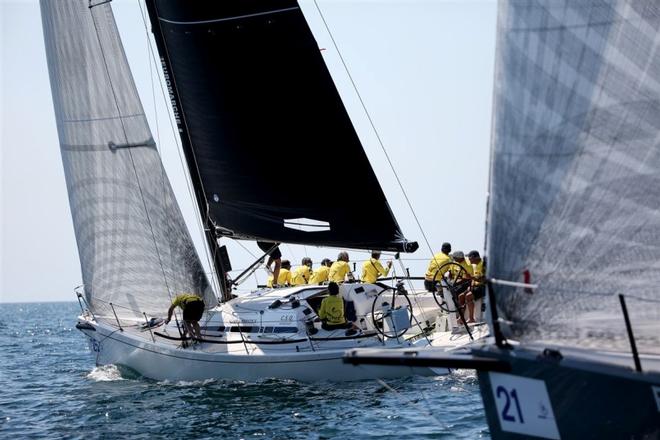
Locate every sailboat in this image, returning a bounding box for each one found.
[346,0,660,436]
[41,0,486,381]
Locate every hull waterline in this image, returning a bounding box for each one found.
[78,320,444,382]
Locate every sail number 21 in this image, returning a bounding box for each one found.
[496,386,524,423]
[488,372,560,439]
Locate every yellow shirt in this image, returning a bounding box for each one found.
[171,293,202,309]
[361,258,390,284]
[309,265,330,284]
[329,261,351,283]
[291,266,312,286]
[425,252,452,281]
[267,268,292,287]
[471,260,485,285]
[318,295,346,325]
[449,259,473,279]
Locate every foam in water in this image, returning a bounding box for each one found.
[86,365,124,382]
[157,378,218,387]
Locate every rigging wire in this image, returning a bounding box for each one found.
[137,0,221,296]
[234,240,266,286]
[89,4,174,301]
[286,244,298,262]
[311,1,441,314]
[312,0,437,261]
[139,0,180,298]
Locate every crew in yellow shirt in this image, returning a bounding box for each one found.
[329,252,354,283]
[309,258,332,284]
[449,251,473,278]
[361,251,392,284]
[267,260,292,287]
[465,250,486,323]
[291,257,313,286]
[318,282,354,330]
[468,250,485,285]
[424,242,452,292]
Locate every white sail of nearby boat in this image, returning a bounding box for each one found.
[346,0,660,437]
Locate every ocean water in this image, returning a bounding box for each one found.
[0,302,489,439]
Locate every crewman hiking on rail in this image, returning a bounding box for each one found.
[361,251,392,284]
[268,259,292,287]
[165,293,205,341]
[329,251,355,283]
[291,257,313,285]
[424,242,452,292]
[309,258,332,284]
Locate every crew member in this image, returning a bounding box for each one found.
[318,282,353,330]
[257,241,281,287]
[450,250,473,324]
[465,250,486,323]
[361,251,392,284]
[424,242,452,292]
[165,293,205,341]
[329,251,354,283]
[267,259,292,287]
[292,257,313,286]
[309,258,332,284]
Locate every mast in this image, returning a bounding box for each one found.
[144,0,230,301]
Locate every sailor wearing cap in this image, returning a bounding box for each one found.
[424,242,452,292]
[451,251,473,277]
[462,250,486,323]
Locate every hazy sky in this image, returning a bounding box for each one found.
[1,0,497,302]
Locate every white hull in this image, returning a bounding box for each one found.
[80,320,440,381]
[77,283,488,381]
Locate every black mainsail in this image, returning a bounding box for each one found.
[40,0,215,318]
[144,0,418,255]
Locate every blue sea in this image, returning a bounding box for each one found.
[0,302,489,439]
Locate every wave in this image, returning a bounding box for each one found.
[86,365,124,382]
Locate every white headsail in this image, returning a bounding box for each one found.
[40,0,216,319]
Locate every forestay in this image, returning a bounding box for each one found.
[40,0,215,319]
[144,0,417,253]
[488,0,660,355]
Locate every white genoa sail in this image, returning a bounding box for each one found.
[488,0,660,356]
[40,0,216,320]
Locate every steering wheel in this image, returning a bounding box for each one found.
[370,286,413,339]
[431,262,472,312]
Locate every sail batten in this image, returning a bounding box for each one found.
[41,0,215,319]
[145,0,416,253]
[489,0,660,355]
